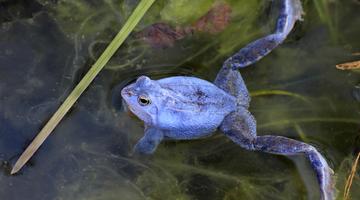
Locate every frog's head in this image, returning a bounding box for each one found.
[121,76,161,125]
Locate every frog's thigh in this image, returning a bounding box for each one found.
[214,65,250,107]
[219,107,256,149]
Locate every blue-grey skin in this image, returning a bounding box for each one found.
[121,0,335,199]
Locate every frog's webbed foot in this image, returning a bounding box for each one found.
[133,127,164,154]
[220,108,336,200]
[254,136,336,200]
[225,0,304,69]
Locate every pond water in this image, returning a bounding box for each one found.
[0,0,359,199]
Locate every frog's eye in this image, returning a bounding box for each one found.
[138,95,151,106]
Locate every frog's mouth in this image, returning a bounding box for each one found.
[121,85,153,124]
[122,100,137,118]
[121,85,138,116]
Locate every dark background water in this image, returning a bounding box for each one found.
[0,0,359,199]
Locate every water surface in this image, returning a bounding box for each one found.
[0,0,359,199]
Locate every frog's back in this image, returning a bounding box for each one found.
[156,76,236,138]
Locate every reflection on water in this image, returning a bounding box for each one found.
[0,0,359,199]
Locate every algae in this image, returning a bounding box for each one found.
[0,0,359,200]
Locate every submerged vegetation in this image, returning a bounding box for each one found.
[344,152,360,200]
[0,0,359,200]
[10,0,155,175]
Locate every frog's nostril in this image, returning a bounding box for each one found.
[121,88,134,97]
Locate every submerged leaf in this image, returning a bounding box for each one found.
[136,23,186,48]
[192,2,232,34]
[137,2,232,48]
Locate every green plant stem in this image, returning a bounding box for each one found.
[259,117,359,129]
[250,90,311,103]
[11,0,156,175]
[293,123,309,142]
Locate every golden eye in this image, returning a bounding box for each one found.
[138,95,151,106]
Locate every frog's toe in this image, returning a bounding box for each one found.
[133,140,157,155]
[320,166,337,200]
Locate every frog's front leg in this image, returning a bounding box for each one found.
[133,127,164,154]
[226,0,304,69]
[220,107,335,200]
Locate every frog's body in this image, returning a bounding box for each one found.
[157,77,236,138]
[121,0,335,200]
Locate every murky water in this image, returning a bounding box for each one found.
[0,0,359,199]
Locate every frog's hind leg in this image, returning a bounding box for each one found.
[226,0,304,69]
[214,0,304,107]
[214,63,250,107]
[220,108,335,200]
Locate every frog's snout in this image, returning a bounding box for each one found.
[121,86,135,99]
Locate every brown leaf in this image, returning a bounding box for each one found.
[135,23,186,48]
[192,3,232,34]
[336,60,360,70]
[137,2,232,48]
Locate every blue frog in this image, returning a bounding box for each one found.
[121,0,335,199]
